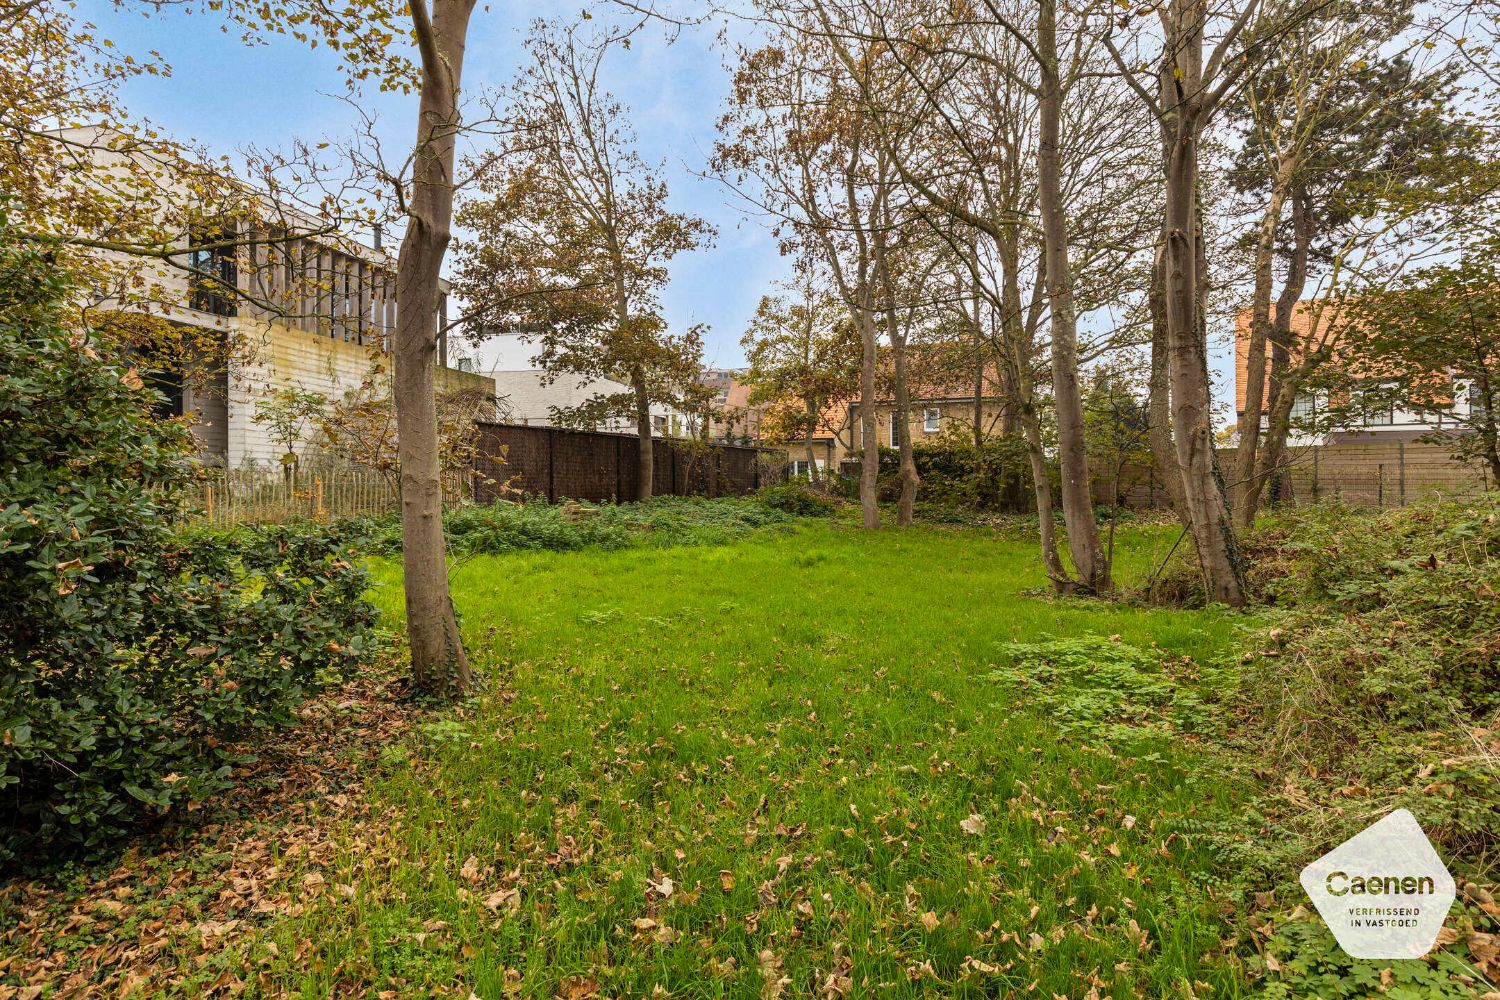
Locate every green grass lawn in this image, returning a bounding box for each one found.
[256,519,1254,997]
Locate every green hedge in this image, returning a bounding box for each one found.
[836,437,1038,511]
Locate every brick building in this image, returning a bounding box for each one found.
[1234,299,1483,445]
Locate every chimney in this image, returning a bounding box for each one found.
[373,222,383,251]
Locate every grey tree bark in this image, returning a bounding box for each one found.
[1231,154,1295,528]
[631,367,654,499]
[1038,0,1109,593]
[396,0,477,696]
[872,198,919,526]
[998,234,1070,587]
[1162,107,1246,605]
[804,398,821,485]
[855,288,881,528]
[1147,245,1189,521]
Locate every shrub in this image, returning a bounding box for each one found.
[840,435,1037,511]
[1183,499,1500,898]
[912,434,1034,512]
[0,235,377,861]
[367,494,813,558]
[855,432,1039,511]
[755,480,838,517]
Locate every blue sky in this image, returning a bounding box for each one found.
[77,1,788,370]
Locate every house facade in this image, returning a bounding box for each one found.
[141,242,492,469]
[835,362,1012,466]
[56,125,493,469]
[482,331,690,437]
[1234,301,1483,446]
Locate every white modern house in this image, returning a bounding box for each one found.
[482,331,690,437]
[49,125,494,469]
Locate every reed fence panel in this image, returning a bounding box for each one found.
[472,422,786,505]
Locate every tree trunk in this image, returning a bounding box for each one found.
[804,397,821,485]
[1153,0,1246,606]
[1251,189,1311,517]
[632,367,653,499]
[856,295,880,529]
[396,0,476,697]
[1162,110,1245,605]
[890,329,918,525]
[1148,244,1189,521]
[971,275,987,447]
[999,231,1069,588]
[1037,0,1108,593]
[1232,156,1294,529]
[872,212,918,526]
[1016,372,1069,589]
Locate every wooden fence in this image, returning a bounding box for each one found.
[182,426,787,526]
[185,468,406,525]
[472,422,786,504]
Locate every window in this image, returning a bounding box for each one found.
[280,242,297,305]
[888,411,899,446]
[341,262,353,337]
[1290,392,1316,425]
[923,407,941,433]
[1469,381,1492,425]
[188,229,237,317]
[145,369,184,420]
[652,414,667,433]
[1348,383,1395,427]
[1366,398,1395,426]
[789,458,824,478]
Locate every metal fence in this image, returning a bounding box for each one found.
[471,422,786,504]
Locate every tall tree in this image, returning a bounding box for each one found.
[392,0,479,695]
[806,0,1158,589]
[714,38,888,528]
[1226,42,1484,526]
[455,21,713,498]
[740,273,860,483]
[1102,0,1278,605]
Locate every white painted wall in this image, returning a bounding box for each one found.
[483,332,692,436]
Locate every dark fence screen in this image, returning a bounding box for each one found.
[472,422,787,504]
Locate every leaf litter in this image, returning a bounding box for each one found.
[0,667,417,997]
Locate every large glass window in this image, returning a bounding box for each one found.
[188,229,237,317]
[1470,381,1492,425]
[145,369,183,420]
